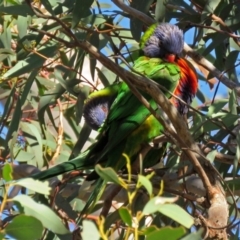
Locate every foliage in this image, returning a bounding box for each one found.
[0,0,239,239]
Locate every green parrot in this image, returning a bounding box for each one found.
[32,23,198,181]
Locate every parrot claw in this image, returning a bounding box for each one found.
[149,141,164,149]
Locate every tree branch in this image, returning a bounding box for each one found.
[25,1,229,237]
[112,0,155,26]
[183,43,240,95]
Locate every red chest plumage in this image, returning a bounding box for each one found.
[170,58,198,114]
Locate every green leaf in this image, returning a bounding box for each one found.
[2,163,13,181]
[20,121,44,167]
[38,83,65,126]
[21,69,38,105]
[233,133,240,177]
[72,0,94,28]
[95,164,122,185]
[1,22,12,50]
[143,198,193,228]
[196,89,206,103]
[225,51,239,70]
[206,99,228,116]
[70,122,91,158]
[0,233,4,239]
[0,4,34,16]
[202,0,221,20]
[229,90,237,115]
[9,131,18,161]
[5,215,43,240]
[17,16,29,39]
[81,14,107,26]
[59,49,70,67]
[3,44,57,78]
[89,33,99,81]
[54,68,70,93]
[206,150,217,163]
[13,178,51,195]
[159,204,193,229]
[138,175,152,196]
[0,86,15,129]
[5,95,22,149]
[141,225,159,235]
[82,220,100,240]
[146,226,185,240]
[119,207,132,226]
[203,33,227,56]
[155,0,166,22]
[92,1,112,9]
[25,122,43,156]
[181,228,204,240]
[97,66,117,86]
[13,195,70,235]
[41,0,56,16]
[143,196,179,214]
[203,112,239,132]
[96,67,111,86]
[130,0,154,41]
[0,48,15,62]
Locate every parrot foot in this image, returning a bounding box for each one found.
[150,135,168,149]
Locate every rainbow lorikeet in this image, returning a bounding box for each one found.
[32,23,198,181]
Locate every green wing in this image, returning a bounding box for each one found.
[32,57,180,180]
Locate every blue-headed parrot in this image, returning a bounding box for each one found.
[32,23,198,182]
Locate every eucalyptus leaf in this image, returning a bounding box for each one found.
[5,215,43,240]
[3,45,57,78]
[95,164,122,185]
[13,178,51,195]
[2,163,13,181]
[72,0,94,28]
[138,175,152,196]
[13,195,70,235]
[82,220,100,240]
[146,226,185,240]
[119,207,132,226]
[0,4,34,16]
[143,199,193,229]
[155,0,166,22]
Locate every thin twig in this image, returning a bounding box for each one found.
[112,0,155,26]
[211,13,240,46]
[185,21,240,41]
[49,99,63,165]
[100,185,122,217]
[183,43,240,96]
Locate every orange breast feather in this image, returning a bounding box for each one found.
[170,58,198,114]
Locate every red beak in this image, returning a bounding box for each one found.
[165,54,176,62]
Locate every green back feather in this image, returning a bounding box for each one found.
[139,23,158,50]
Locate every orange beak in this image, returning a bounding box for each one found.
[165,54,176,62]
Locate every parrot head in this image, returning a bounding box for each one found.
[140,23,184,62]
[83,97,110,130]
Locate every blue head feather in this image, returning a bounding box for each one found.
[83,96,112,130]
[143,23,184,58]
